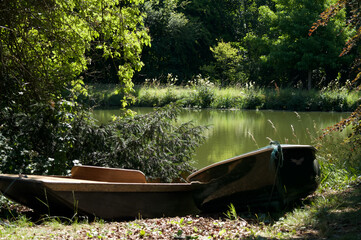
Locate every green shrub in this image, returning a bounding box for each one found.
[0,102,206,181]
[211,96,238,109]
[137,89,161,107]
[323,93,346,111]
[264,89,308,110]
[242,91,266,109]
[201,41,248,86]
[195,84,215,108]
[0,102,79,174]
[188,76,215,108]
[80,103,207,181]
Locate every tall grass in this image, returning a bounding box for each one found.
[85,82,361,111]
[316,133,361,191]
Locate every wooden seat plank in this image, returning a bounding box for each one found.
[71,165,146,183]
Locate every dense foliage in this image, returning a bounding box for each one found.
[137,0,206,82]
[310,0,361,148]
[9,0,344,92]
[0,103,205,181]
[248,0,352,88]
[0,0,149,108]
[15,0,350,90]
[0,0,206,180]
[132,0,356,88]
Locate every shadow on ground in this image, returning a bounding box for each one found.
[300,183,361,239]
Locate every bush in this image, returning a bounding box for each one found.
[186,76,215,108]
[0,102,81,174]
[241,90,266,109]
[201,41,248,86]
[211,96,239,109]
[316,132,361,191]
[0,102,206,181]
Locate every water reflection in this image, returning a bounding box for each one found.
[93,108,350,169]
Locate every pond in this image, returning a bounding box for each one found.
[93,108,350,169]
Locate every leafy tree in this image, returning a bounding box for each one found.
[136,0,205,82]
[181,0,242,78]
[310,0,361,84]
[201,41,247,85]
[246,0,351,88]
[231,0,276,40]
[0,0,150,109]
[0,0,206,180]
[180,0,241,42]
[201,0,277,86]
[137,0,250,83]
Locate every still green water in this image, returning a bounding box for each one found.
[93,108,349,169]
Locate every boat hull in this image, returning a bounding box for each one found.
[56,190,197,219]
[0,144,319,218]
[0,174,200,219]
[0,176,76,217]
[188,144,319,212]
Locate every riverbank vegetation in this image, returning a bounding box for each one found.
[1,0,361,238]
[84,81,361,111]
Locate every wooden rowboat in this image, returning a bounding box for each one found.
[0,166,200,220]
[187,142,320,212]
[0,143,319,219]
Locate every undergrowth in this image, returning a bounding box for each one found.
[85,81,361,112]
[0,102,206,181]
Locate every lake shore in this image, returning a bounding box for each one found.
[83,84,361,112]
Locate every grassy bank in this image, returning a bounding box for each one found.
[84,83,361,111]
[0,132,360,239]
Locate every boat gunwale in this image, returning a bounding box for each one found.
[187,144,315,181]
[0,174,201,192]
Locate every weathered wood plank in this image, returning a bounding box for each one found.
[71,165,146,183]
